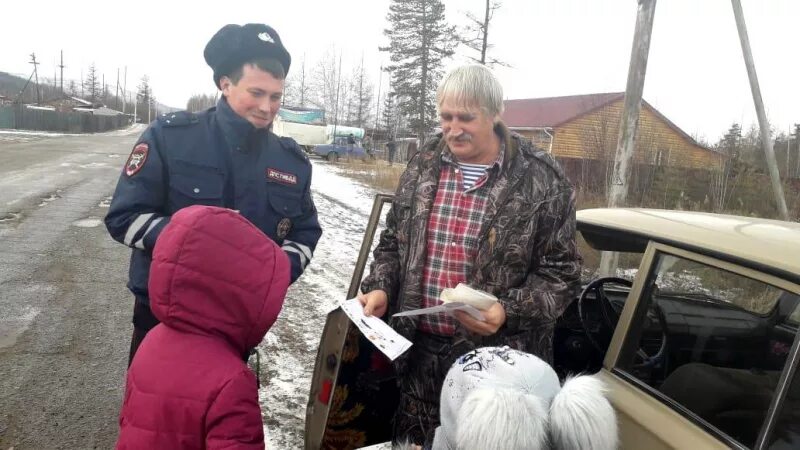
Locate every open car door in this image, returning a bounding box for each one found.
[305,194,398,450]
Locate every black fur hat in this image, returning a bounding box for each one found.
[203,23,291,89]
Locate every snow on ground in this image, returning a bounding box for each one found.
[0,123,144,140]
[259,159,386,449]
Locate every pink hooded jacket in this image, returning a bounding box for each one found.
[116,205,290,449]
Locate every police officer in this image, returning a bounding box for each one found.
[105,23,322,364]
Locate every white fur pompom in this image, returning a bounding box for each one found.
[455,388,549,450]
[550,376,618,450]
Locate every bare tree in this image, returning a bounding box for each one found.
[283,56,310,108]
[309,48,343,121]
[460,0,509,67]
[710,123,743,212]
[346,57,374,128]
[186,93,218,112]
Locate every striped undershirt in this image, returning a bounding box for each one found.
[458,162,491,191]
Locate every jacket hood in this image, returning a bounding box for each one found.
[149,205,290,353]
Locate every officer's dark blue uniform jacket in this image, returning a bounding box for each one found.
[105,98,322,303]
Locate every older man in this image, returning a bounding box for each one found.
[359,64,581,445]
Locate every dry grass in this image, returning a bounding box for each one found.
[334,159,405,193]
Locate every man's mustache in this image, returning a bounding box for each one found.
[447,132,472,143]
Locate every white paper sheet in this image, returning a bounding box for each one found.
[340,298,412,361]
[440,283,498,309]
[392,284,497,322]
[392,302,487,321]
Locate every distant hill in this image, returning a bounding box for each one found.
[0,71,52,102]
[0,69,179,114]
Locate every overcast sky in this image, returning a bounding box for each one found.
[1,0,797,142]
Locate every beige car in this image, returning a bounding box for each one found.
[306,201,800,450]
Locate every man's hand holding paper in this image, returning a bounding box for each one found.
[391,283,506,335]
[452,301,506,336]
[440,284,506,335]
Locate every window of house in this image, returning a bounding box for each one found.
[653,147,669,166]
[616,251,799,448]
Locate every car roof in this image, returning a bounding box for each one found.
[577,208,800,279]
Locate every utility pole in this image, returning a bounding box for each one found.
[122,67,128,114]
[795,124,800,180]
[331,51,343,145]
[731,0,789,220]
[30,53,41,105]
[600,0,657,276]
[786,134,792,181]
[300,55,306,107]
[357,53,365,128]
[116,68,120,111]
[372,65,383,144]
[59,50,65,95]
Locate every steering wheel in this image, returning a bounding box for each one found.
[578,277,668,370]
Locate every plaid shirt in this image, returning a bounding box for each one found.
[419,146,504,335]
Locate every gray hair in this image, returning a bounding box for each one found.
[436,64,504,118]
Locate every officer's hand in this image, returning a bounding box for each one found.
[358,290,388,318]
[453,302,506,336]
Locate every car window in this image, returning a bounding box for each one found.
[767,369,800,449]
[788,304,800,326]
[577,232,643,282]
[617,251,798,448]
[653,255,783,315]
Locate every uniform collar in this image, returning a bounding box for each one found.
[216,97,266,152]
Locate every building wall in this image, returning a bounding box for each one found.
[512,99,724,170]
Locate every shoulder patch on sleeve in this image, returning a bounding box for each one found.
[125,143,149,177]
[157,110,198,127]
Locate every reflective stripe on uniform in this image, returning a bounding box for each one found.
[124,213,154,247]
[283,246,309,268]
[134,217,164,250]
[283,239,313,260]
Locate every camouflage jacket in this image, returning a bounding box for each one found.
[361,123,582,364]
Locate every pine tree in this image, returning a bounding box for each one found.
[382,92,397,137]
[382,0,456,142]
[721,123,742,159]
[83,63,101,102]
[136,75,152,123]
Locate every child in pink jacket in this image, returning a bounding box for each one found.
[116,205,290,449]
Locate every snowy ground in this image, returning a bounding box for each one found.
[0,127,385,449]
[261,158,387,448]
